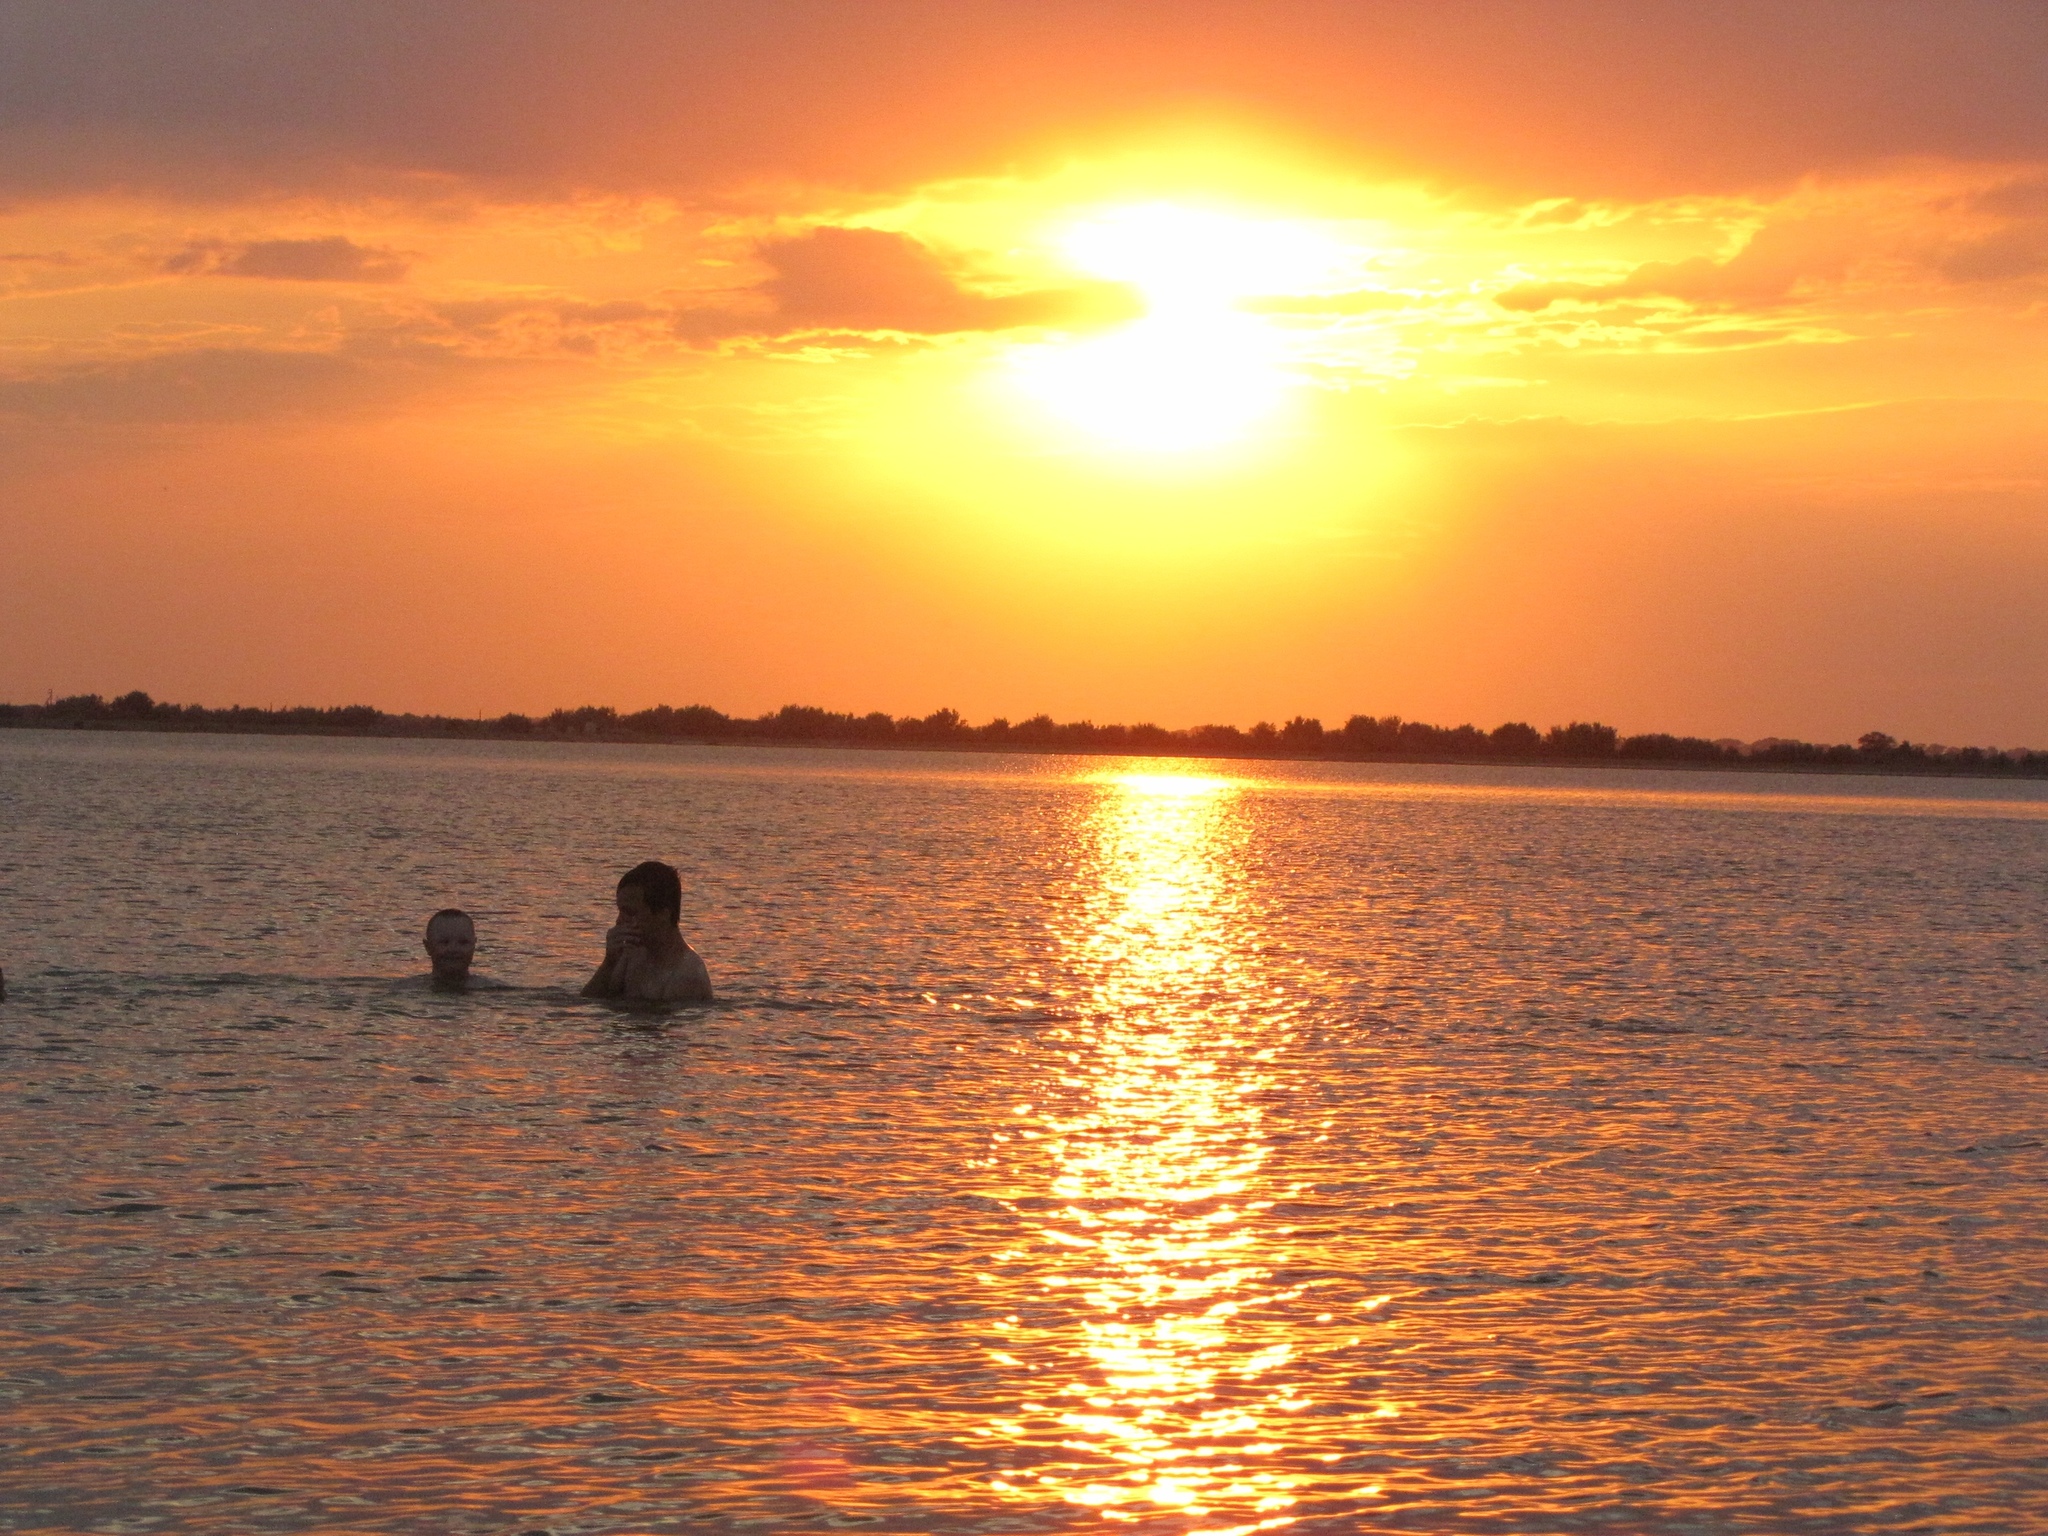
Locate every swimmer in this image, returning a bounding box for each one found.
[582,861,714,1004]
[422,908,481,990]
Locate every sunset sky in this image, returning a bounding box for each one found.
[5,1,2048,743]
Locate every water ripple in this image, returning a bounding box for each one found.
[0,733,2043,1532]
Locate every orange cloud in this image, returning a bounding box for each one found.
[763,226,1132,332]
[163,235,411,282]
[1937,180,2048,280]
[674,226,1138,344]
[1497,218,1864,311]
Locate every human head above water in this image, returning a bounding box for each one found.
[423,908,476,978]
[616,861,682,928]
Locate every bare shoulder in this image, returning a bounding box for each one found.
[671,946,715,1003]
[626,946,714,1003]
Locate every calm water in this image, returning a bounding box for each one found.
[2,731,2045,1534]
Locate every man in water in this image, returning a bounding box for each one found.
[582,860,714,1003]
[422,908,481,990]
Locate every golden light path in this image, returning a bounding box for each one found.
[978,770,1367,1529]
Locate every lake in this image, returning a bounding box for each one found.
[1,729,2044,1533]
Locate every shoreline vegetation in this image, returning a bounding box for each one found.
[6,691,2047,779]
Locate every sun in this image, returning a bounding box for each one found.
[1006,203,1353,456]
[1007,311,1290,454]
[1057,202,1353,308]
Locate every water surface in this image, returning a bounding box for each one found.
[2,732,2044,1532]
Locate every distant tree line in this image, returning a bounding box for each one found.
[5,690,2045,776]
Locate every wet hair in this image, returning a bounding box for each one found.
[425,907,473,935]
[617,860,682,925]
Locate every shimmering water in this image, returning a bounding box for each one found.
[2,731,2045,1534]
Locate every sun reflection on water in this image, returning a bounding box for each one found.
[979,770,1323,1529]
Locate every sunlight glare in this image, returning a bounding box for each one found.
[1010,312,1289,454]
[1058,203,1355,313]
[1008,202,1354,456]
[978,764,1316,1527]
[1103,771,1235,798]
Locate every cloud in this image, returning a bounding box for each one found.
[377,227,1132,353]
[1498,174,2048,311]
[428,296,665,333]
[1511,198,1629,230]
[1936,180,2048,281]
[1939,223,2048,282]
[0,342,478,423]
[1969,176,2048,219]
[679,225,1138,343]
[762,226,1132,333]
[1498,217,1861,311]
[407,295,680,359]
[9,3,2047,203]
[164,236,410,282]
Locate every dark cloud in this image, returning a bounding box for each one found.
[411,296,677,357]
[1969,176,2048,218]
[1939,223,2048,283]
[551,299,665,325]
[164,236,410,282]
[399,237,1126,352]
[672,304,769,347]
[1936,177,2048,281]
[427,297,665,332]
[2,1,2045,202]
[754,226,1136,334]
[669,226,1137,343]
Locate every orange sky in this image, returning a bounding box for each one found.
[4,1,2048,744]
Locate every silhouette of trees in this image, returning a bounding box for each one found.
[1545,721,1619,757]
[546,705,617,735]
[1618,732,1727,763]
[1280,716,1325,749]
[1337,715,1389,752]
[5,688,2044,777]
[899,707,967,743]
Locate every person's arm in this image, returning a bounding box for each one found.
[582,926,627,998]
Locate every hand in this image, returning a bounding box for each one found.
[603,924,627,960]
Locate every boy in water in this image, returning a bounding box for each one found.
[583,860,714,1003]
[422,908,481,990]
